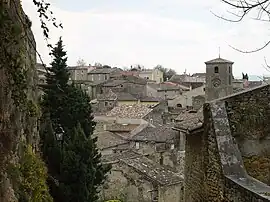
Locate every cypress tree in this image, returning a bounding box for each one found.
[42,37,70,130]
[60,124,110,202]
[40,37,110,202]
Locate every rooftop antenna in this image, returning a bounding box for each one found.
[219,47,221,58]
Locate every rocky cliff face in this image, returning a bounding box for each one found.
[0,0,39,201]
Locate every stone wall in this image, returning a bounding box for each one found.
[224,85,270,185]
[202,98,270,201]
[130,141,184,174]
[225,85,270,156]
[101,161,163,202]
[0,2,39,201]
[184,130,205,202]
[184,85,270,201]
[102,82,146,97]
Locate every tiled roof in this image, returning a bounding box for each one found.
[205,57,234,64]
[193,94,205,99]
[175,110,199,121]
[102,150,142,162]
[139,96,162,102]
[174,110,204,132]
[106,104,152,119]
[131,124,175,143]
[104,123,139,132]
[97,90,117,101]
[121,156,183,185]
[192,73,206,77]
[95,131,128,150]
[102,80,126,87]
[148,83,181,91]
[123,75,147,85]
[89,68,118,74]
[116,92,137,101]
[169,74,205,84]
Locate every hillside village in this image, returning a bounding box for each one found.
[4,1,270,202]
[37,57,268,202]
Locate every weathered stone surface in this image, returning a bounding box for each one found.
[182,84,270,201]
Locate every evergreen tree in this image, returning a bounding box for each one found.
[59,124,110,202]
[39,113,62,201]
[42,37,70,130]
[40,38,110,202]
[61,84,96,137]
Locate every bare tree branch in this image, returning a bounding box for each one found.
[213,0,270,53]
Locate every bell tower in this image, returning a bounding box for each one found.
[205,57,234,101]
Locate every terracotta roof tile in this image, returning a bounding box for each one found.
[121,156,183,185]
[106,104,152,119]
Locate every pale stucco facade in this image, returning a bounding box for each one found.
[138,69,164,83]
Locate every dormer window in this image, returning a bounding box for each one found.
[214,66,219,73]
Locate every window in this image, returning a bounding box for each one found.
[120,84,123,87]
[135,142,140,149]
[105,101,108,106]
[214,66,219,73]
[105,74,108,80]
[151,189,158,202]
[146,77,149,79]
[229,66,231,73]
[203,88,205,91]
[159,154,164,165]
[176,103,182,108]
[229,76,231,85]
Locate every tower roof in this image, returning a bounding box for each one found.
[205,57,234,65]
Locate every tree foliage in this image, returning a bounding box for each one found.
[17,145,53,202]
[154,65,176,81]
[40,37,110,202]
[77,58,87,66]
[60,125,111,202]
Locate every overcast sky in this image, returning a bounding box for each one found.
[22,0,270,77]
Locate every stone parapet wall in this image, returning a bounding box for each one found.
[202,94,270,201]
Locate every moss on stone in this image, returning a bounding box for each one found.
[243,155,270,185]
[8,145,53,202]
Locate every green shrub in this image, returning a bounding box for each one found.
[17,145,53,202]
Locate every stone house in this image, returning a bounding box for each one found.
[192,94,205,110]
[168,85,205,108]
[146,83,183,99]
[101,75,147,96]
[101,151,183,202]
[93,116,157,156]
[169,74,205,89]
[71,80,98,99]
[138,68,164,83]
[96,90,118,113]
[116,92,161,107]
[87,68,120,83]
[129,123,185,174]
[68,66,88,81]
